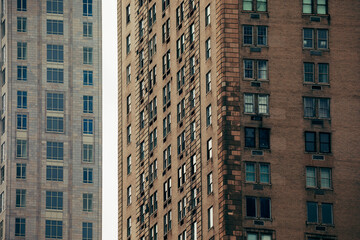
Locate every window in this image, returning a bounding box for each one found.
[190,56,195,76]
[125,95,131,114]
[16,139,27,158]
[176,3,184,27]
[163,210,172,234]
[126,34,131,54]
[148,35,157,59]
[149,191,158,214]
[304,63,329,84]
[178,230,186,240]
[139,110,145,130]
[148,4,156,27]
[150,224,158,240]
[46,191,63,210]
[0,167,3,184]
[17,114,27,130]
[83,144,94,162]
[208,206,214,229]
[206,104,212,126]
[46,20,63,35]
[307,202,333,224]
[139,49,144,68]
[83,168,93,183]
[127,155,131,174]
[207,138,213,160]
[140,172,145,192]
[17,0,27,11]
[162,50,170,75]
[139,18,144,38]
[163,81,171,106]
[82,222,93,240]
[83,47,93,65]
[126,65,131,84]
[245,162,270,184]
[15,218,25,237]
[126,4,130,23]
[178,197,186,221]
[246,196,271,219]
[16,189,26,207]
[163,177,171,201]
[306,167,331,189]
[177,131,185,155]
[149,97,157,120]
[83,70,93,85]
[17,17,27,32]
[163,113,171,138]
[46,166,63,181]
[47,44,64,63]
[176,34,185,59]
[1,142,4,163]
[206,71,211,93]
[126,125,131,144]
[127,217,131,237]
[245,127,270,149]
[178,163,186,188]
[149,128,157,151]
[205,4,211,26]
[190,188,197,208]
[127,186,131,205]
[83,193,93,212]
[45,220,63,239]
[83,22,93,37]
[46,116,64,133]
[244,60,268,80]
[244,93,269,114]
[47,93,64,111]
[190,121,196,141]
[205,38,211,59]
[303,0,328,14]
[140,141,145,161]
[207,172,213,194]
[16,163,26,179]
[83,95,94,114]
[149,159,158,183]
[162,0,170,11]
[303,29,328,49]
[83,119,93,134]
[83,0,93,16]
[243,0,267,11]
[303,97,330,118]
[246,232,272,240]
[149,65,157,89]
[305,132,331,153]
[140,204,145,224]
[177,66,185,90]
[16,66,27,81]
[189,89,196,108]
[191,221,197,240]
[190,154,196,175]
[189,23,195,44]
[243,25,267,46]
[17,42,27,60]
[163,145,171,169]
[162,18,170,42]
[47,0,63,14]
[46,141,64,160]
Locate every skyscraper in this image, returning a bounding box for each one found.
[0,0,102,239]
[118,0,360,239]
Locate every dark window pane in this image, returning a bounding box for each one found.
[307,202,318,223]
[319,133,330,153]
[260,198,271,218]
[259,128,270,149]
[245,128,255,148]
[246,197,256,217]
[322,203,333,224]
[305,132,316,152]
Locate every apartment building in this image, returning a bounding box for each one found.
[118,0,360,239]
[0,0,102,239]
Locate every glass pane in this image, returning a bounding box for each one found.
[320,168,331,188]
[306,167,316,187]
[307,202,318,222]
[260,198,270,218]
[261,235,272,240]
[248,233,257,240]
[246,197,256,217]
[322,203,333,224]
[246,163,255,182]
[260,164,270,183]
[243,1,252,11]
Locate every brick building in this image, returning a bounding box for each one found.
[0,0,102,239]
[118,0,360,239]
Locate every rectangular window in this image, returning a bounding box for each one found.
[162,50,170,75]
[148,4,156,27]
[205,4,210,26]
[163,210,172,234]
[162,0,170,11]
[176,2,184,27]
[82,222,93,240]
[15,218,25,237]
[246,196,271,218]
[207,138,213,160]
[244,60,268,80]
[126,4,130,23]
[46,19,64,35]
[205,38,211,59]
[46,141,64,160]
[149,128,157,151]
[191,221,197,240]
[149,97,157,121]
[127,155,131,174]
[163,81,171,106]
[163,145,171,169]
[189,89,196,109]
[259,128,270,149]
[47,0,64,14]
[176,34,185,59]
[243,0,267,11]
[190,56,195,76]
[83,22,93,37]
[177,67,185,90]
[178,197,186,221]
[127,217,131,237]
[207,172,213,194]
[246,162,270,184]
[83,47,93,65]
[304,62,314,82]
[83,144,93,162]
[45,220,63,239]
[140,141,144,161]
[149,159,158,183]
[243,25,267,46]
[16,139,27,158]
[83,119,94,134]
[148,35,157,59]
[322,203,333,224]
[206,71,211,93]
[177,131,185,155]
[83,70,93,85]
[208,206,214,229]
[189,23,194,44]
[16,189,26,207]
[46,116,64,133]
[190,154,196,175]
[84,96,94,113]
[206,105,212,126]
[17,42,27,60]
[319,132,330,153]
[83,0,93,16]
[163,113,171,138]
[148,65,157,89]
[17,17,27,32]
[83,168,93,183]
[83,193,93,212]
[303,97,330,118]
[163,178,172,201]
[303,28,328,49]
[149,192,158,215]
[177,98,185,123]
[307,201,318,223]
[47,44,64,63]
[126,35,131,54]
[17,0,27,11]
[303,0,328,14]
[16,163,26,179]
[46,166,63,181]
[305,131,316,152]
[126,65,131,84]
[46,191,63,210]
[178,163,186,188]
[245,162,256,182]
[306,167,332,189]
[162,18,170,42]
[140,172,145,192]
[17,114,27,130]
[47,68,64,83]
[244,93,269,114]
[127,186,131,205]
[305,132,331,153]
[47,92,64,111]
[190,121,196,141]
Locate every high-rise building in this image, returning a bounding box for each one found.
[118,0,359,239]
[0,0,102,239]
